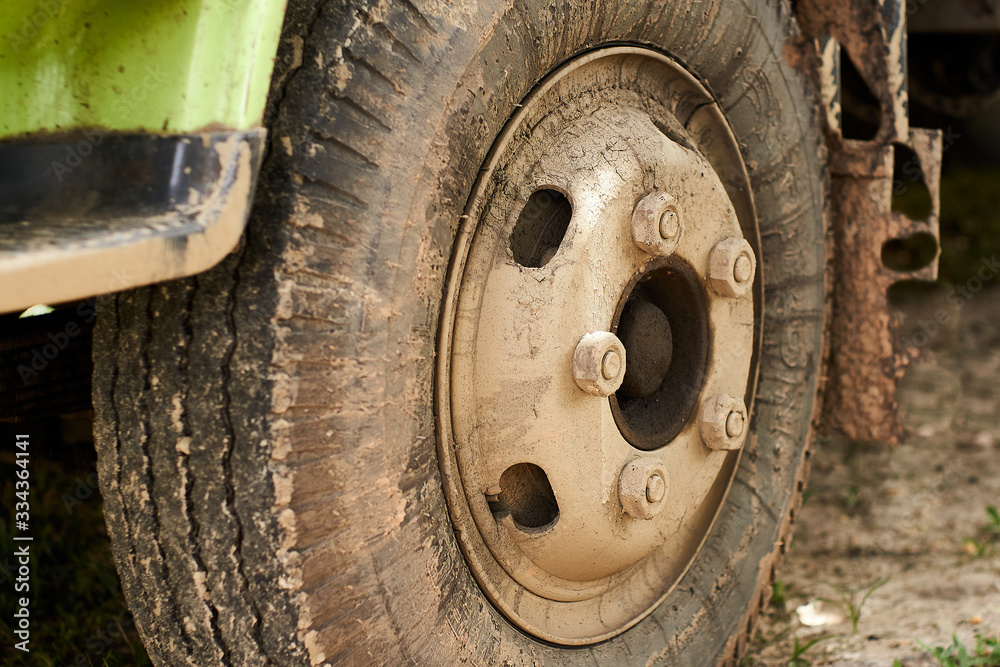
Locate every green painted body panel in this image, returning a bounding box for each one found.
[0,0,287,137]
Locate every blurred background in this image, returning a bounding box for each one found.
[749,10,1000,665]
[2,4,1000,666]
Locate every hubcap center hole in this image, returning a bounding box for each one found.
[611,260,710,451]
[617,297,672,398]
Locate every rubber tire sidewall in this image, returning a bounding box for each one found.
[277,1,825,663]
[96,1,826,665]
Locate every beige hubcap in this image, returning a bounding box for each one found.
[437,46,760,645]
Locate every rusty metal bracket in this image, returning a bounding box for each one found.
[796,0,943,443]
[825,131,941,444]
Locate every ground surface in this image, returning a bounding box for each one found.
[747,286,1000,665]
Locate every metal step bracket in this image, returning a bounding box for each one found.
[796,0,943,443]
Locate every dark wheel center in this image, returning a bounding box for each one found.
[617,297,673,398]
[610,259,710,451]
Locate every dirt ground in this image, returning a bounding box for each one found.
[747,285,1000,665]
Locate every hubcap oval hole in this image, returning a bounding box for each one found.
[494,463,559,529]
[509,189,572,267]
[611,259,710,451]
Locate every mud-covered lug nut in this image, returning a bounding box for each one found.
[699,394,749,451]
[618,458,668,520]
[572,331,627,397]
[708,237,756,298]
[631,191,681,257]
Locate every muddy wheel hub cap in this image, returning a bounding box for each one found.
[438,47,761,645]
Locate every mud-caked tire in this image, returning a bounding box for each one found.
[93,1,826,664]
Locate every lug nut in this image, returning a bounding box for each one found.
[708,237,756,298]
[573,331,627,397]
[618,458,668,520]
[700,394,749,451]
[632,191,681,257]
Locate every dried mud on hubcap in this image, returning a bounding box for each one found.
[436,46,762,645]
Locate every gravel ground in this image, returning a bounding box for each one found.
[747,285,1000,666]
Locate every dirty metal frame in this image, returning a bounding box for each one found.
[0,0,285,315]
[0,130,264,313]
[796,0,943,443]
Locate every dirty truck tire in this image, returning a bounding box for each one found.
[93,1,826,665]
